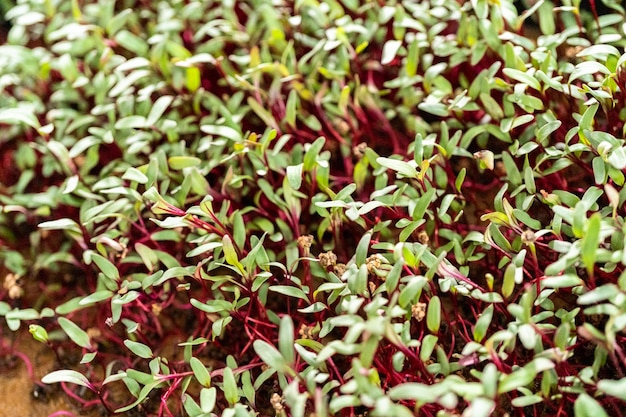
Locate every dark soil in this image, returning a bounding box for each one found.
[0,330,101,417]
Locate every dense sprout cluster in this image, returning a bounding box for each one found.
[1,1,626,416]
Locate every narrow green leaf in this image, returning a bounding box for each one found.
[473,304,494,342]
[222,367,239,405]
[183,395,203,416]
[232,211,246,251]
[123,167,149,184]
[542,275,584,289]
[58,317,92,350]
[222,234,244,273]
[278,315,295,365]
[357,201,385,216]
[115,115,147,129]
[482,363,498,399]
[212,316,232,338]
[55,297,86,315]
[381,40,402,65]
[349,264,369,296]
[135,242,158,271]
[581,213,601,277]
[419,334,438,362]
[81,352,97,364]
[42,370,93,389]
[0,107,41,129]
[269,285,310,303]
[536,120,562,143]
[537,0,555,34]
[297,302,327,313]
[554,322,571,350]
[190,357,211,387]
[124,340,154,359]
[578,284,618,305]
[38,218,82,234]
[376,157,419,179]
[90,253,120,281]
[200,387,217,413]
[286,164,303,190]
[468,397,495,417]
[253,339,294,375]
[518,323,537,349]
[115,29,148,55]
[115,379,162,413]
[285,90,298,127]
[412,187,436,221]
[329,395,361,413]
[388,383,433,402]
[405,39,419,76]
[303,137,325,171]
[577,44,620,58]
[190,298,233,314]
[426,296,441,334]
[200,124,243,141]
[355,233,371,267]
[511,395,544,407]
[502,263,516,299]
[597,377,626,401]
[574,393,609,417]
[513,209,542,229]
[455,167,466,192]
[524,165,536,194]
[471,0,489,19]
[498,367,535,394]
[479,92,503,119]
[168,156,201,170]
[502,68,541,91]
[569,61,611,83]
[593,157,607,184]
[186,66,201,93]
[339,85,351,112]
[146,95,174,126]
[241,371,255,407]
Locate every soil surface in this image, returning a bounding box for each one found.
[0,330,100,417]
